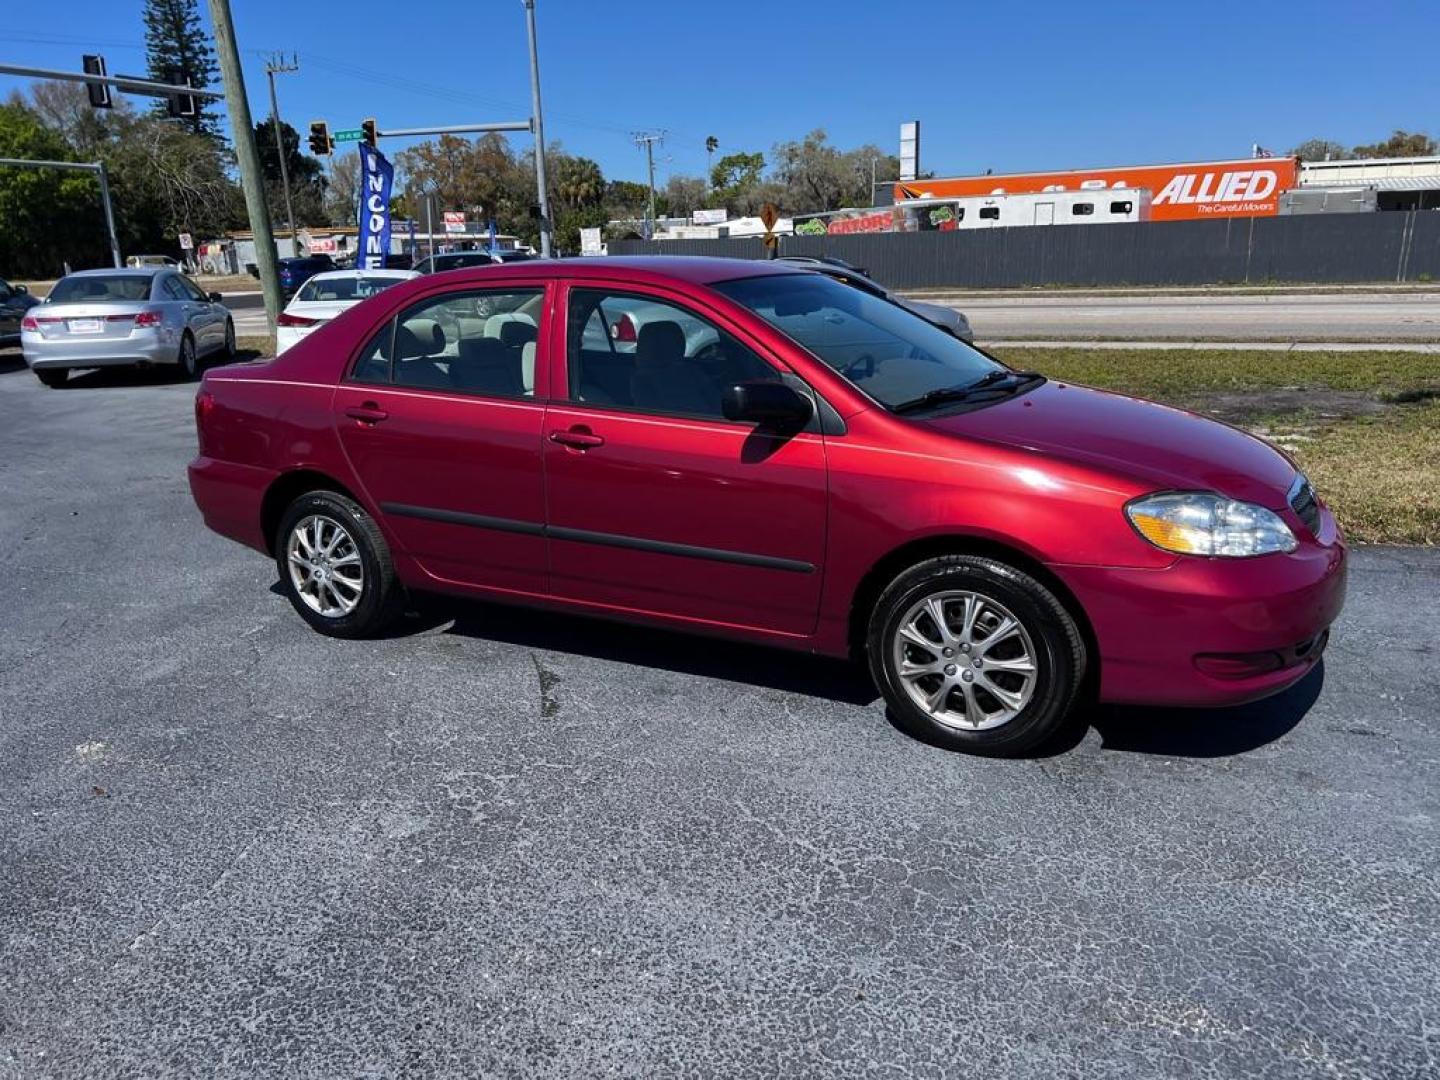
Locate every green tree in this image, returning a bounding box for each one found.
[254,119,328,227]
[771,129,896,212]
[143,0,221,137]
[0,101,104,276]
[550,154,604,214]
[1351,130,1437,158]
[1290,139,1351,162]
[660,174,708,218]
[709,151,764,195]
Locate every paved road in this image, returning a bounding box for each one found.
[911,290,1440,342]
[1,361,1437,1078]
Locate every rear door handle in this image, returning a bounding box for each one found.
[549,428,605,449]
[345,404,389,424]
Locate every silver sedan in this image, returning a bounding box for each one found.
[21,268,235,388]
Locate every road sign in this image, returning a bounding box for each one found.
[178,232,193,250]
[333,128,364,143]
[443,211,466,235]
[760,202,780,255]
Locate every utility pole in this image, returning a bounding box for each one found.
[706,135,718,190]
[633,131,664,239]
[207,0,283,328]
[264,53,299,252]
[521,0,552,258]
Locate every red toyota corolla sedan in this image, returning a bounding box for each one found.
[189,257,1345,755]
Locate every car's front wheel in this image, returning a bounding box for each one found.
[867,555,1086,756]
[274,490,404,638]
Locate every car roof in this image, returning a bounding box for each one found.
[66,267,166,278]
[304,268,417,281]
[424,256,803,286]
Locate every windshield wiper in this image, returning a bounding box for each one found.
[892,370,1044,413]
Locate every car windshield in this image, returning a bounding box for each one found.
[48,275,153,304]
[713,273,1001,409]
[296,276,406,303]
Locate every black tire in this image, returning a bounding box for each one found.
[34,368,67,388]
[176,332,198,381]
[274,490,404,639]
[866,555,1086,757]
[221,319,236,361]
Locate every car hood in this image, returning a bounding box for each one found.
[922,381,1298,507]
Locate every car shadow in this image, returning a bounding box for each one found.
[426,596,881,707]
[18,348,266,390]
[270,581,1326,755]
[1035,661,1326,758]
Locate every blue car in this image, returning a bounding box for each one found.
[275,255,336,298]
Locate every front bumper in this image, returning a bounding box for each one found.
[1054,510,1347,707]
[23,328,179,369]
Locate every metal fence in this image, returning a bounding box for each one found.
[609,211,1440,289]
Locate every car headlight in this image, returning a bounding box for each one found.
[1125,492,1297,557]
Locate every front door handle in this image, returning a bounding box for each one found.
[345,403,389,424]
[550,427,605,450]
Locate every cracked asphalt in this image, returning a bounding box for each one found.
[1,355,1437,1079]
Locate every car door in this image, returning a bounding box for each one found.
[333,283,552,595]
[178,273,223,351]
[542,283,829,638]
[158,275,207,352]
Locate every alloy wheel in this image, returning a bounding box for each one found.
[891,589,1038,731]
[286,514,364,618]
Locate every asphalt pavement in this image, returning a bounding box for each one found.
[1,358,1437,1078]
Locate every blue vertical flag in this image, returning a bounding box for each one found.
[357,145,395,269]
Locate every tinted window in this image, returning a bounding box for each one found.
[978,206,1000,220]
[161,277,189,301]
[178,275,209,301]
[353,288,544,397]
[1110,200,1133,214]
[566,288,777,419]
[48,275,153,303]
[714,273,1001,409]
[1072,203,1095,216]
[297,275,406,302]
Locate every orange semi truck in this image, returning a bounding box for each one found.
[896,157,1300,222]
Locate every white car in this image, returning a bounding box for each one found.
[275,269,419,354]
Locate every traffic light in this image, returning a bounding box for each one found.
[360,118,377,149]
[308,121,333,156]
[164,66,196,120]
[82,55,112,109]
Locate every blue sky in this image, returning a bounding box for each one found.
[5,0,1438,184]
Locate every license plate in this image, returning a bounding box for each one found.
[68,318,102,334]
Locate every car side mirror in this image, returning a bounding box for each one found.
[208,292,223,303]
[13,284,27,295]
[722,380,813,428]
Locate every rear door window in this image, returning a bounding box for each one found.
[351,287,545,398]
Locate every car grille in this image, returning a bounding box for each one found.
[1289,476,1321,534]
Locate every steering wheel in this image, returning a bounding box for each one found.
[842,354,876,379]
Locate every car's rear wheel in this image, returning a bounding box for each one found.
[221,319,236,360]
[176,332,198,381]
[275,490,404,638]
[34,368,67,388]
[867,555,1086,756]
